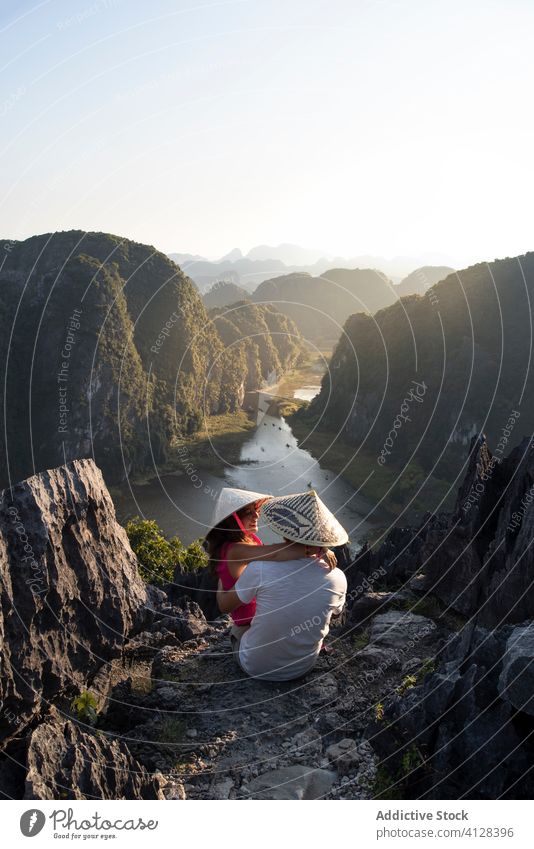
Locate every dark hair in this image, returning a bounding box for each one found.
[282,537,335,570]
[205,508,255,575]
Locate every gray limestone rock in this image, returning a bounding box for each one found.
[498,623,534,716]
[0,459,147,743]
[247,765,336,800]
[368,611,436,650]
[24,708,165,800]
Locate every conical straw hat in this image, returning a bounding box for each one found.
[207,487,270,535]
[260,490,348,547]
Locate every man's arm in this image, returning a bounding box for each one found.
[216,579,242,614]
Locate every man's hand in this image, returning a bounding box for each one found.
[323,549,338,569]
[279,543,338,568]
[296,545,338,569]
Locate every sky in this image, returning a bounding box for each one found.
[1,0,533,266]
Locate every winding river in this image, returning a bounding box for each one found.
[113,382,375,547]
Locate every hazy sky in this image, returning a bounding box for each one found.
[1,0,533,265]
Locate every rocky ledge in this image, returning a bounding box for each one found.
[1,442,534,800]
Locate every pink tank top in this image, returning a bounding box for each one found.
[216,536,262,626]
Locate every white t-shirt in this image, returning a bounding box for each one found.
[234,557,347,681]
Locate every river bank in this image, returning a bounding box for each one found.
[288,416,454,533]
[111,353,380,545]
[112,402,378,545]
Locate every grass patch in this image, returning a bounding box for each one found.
[113,410,257,488]
[372,765,405,799]
[176,410,256,470]
[373,746,426,799]
[396,674,417,696]
[352,629,370,650]
[275,350,331,394]
[151,410,257,476]
[391,594,467,632]
[268,396,308,418]
[392,595,443,619]
[154,716,187,744]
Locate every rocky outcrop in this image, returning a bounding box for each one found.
[417,433,534,625]
[168,562,219,621]
[125,597,208,659]
[0,459,147,744]
[25,707,166,800]
[498,624,534,716]
[366,621,534,799]
[346,433,534,628]
[341,434,534,799]
[245,765,336,800]
[4,442,534,802]
[1,230,292,488]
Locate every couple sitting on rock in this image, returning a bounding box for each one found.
[204,487,348,682]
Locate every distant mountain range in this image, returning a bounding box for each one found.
[201,265,456,346]
[168,244,456,292]
[251,268,399,346]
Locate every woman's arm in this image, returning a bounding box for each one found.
[223,541,305,581]
[226,541,305,568]
[225,542,337,577]
[216,579,241,614]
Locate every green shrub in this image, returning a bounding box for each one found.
[125,517,208,585]
[396,674,417,696]
[155,716,186,743]
[373,746,426,799]
[125,517,182,585]
[419,657,436,680]
[71,691,98,726]
[180,538,208,573]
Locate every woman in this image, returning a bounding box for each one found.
[205,487,335,627]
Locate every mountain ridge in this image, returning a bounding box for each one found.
[0,231,303,488]
[297,250,534,510]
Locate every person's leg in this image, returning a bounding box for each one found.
[229,624,250,668]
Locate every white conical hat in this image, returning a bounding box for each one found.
[207,487,271,535]
[260,490,348,547]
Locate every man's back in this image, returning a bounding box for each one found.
[234,557,347,681]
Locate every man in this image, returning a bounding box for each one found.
[217,490,348,681]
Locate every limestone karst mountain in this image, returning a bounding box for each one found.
[0,231,303,488]
[252,267,398,345]
[298,252,534,502]
[202,280,250,308]
[208,300,304,391]
[395,265,455,296]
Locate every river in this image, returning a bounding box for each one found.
[113,381,375,548]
